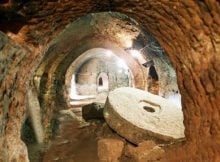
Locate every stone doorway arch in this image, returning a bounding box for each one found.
[97,72,109,93]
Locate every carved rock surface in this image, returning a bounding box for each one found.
[0,32,30,162]
[97,138,124,162]
[124,140,165,162]
[1,0,220,161]
[104,87,185,144]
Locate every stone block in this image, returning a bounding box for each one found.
[97,138,124,162]
[125,140,164,162]
[82,102,104,120]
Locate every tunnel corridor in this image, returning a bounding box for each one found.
[0,1,220,162]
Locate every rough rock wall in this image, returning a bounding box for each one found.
[153,57,179,97]
[0,32,30,161]
[0,0,220,162]
[123,1,220,161]
[121,2,220,161]
[76,58,130,95]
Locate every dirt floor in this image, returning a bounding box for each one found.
[42,118,106,162]
[26,94,123,162]
[26,93,183,162]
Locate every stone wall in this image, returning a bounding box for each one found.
[0,32,30,161]
[0,1,220,161]
[75,58,130,95]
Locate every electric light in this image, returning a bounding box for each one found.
[106,50,113,57]
[117,58,129,69]
[118,69,123,73]
[129,49,141,58]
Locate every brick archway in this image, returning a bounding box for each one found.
[0,1,219,161]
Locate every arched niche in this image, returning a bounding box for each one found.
[147,65,159,95]
[97,72,109,93]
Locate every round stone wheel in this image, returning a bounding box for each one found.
[104,87,185,144]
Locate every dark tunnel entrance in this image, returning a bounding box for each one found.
[147,65,159,95]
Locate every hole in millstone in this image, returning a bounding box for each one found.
[143,106,155,113]
[139,100,161,113]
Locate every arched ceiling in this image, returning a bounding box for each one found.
[0,1,219,162]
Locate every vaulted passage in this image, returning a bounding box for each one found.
[67,48,132,101]
[25,13,183,161]
[0,1,220,162]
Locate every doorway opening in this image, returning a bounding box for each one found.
[99,77,103,86]
[97,72,109,93]
[147,65,159,95]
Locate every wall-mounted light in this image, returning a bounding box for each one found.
[129,49,141,58]
[106,50,113,57]
[117,58,129,69]
[118,69,123,73]
[124,47,141,58]
[125,47,147,65]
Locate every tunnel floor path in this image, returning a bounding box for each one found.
[42,93,119,162]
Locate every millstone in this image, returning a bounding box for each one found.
[104,87,185,144]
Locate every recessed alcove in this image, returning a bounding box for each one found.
[1,1,217,161]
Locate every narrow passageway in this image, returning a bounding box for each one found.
[2,1,219,161]
[42,112,101,162]
[42,99,121,162]
[25,12,184,162]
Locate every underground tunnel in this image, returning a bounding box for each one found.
[0,1,220,162]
